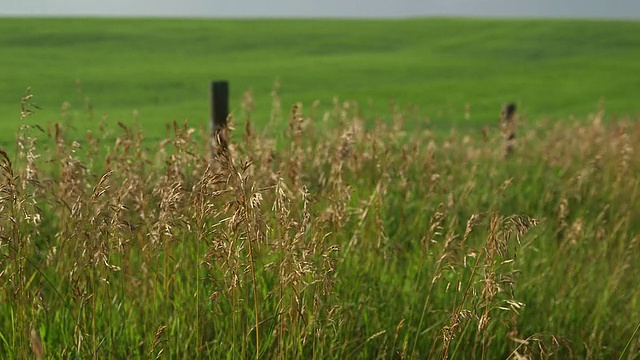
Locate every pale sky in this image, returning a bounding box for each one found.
[1,0,640,19]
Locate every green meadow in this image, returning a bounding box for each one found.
[1,17,640,359]
[1,18,640,142]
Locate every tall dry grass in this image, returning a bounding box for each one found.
[0,88,639,359]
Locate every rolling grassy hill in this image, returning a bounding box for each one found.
[0,17,639,143]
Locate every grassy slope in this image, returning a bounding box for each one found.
[0,18,639,143]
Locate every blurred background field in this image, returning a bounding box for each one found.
[1,18,640,144]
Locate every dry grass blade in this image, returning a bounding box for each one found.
[30,327,44,360]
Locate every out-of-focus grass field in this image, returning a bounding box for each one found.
[1,18,640,143]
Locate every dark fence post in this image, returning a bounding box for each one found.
[500,103,517,158]
[210,80,229,155]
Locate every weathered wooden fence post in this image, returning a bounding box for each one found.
[210,80,229,156]
[500,103,517,158]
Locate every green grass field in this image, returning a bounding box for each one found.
[1,17,640,359]
[1,18,640,143]
[2,95,640,359]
